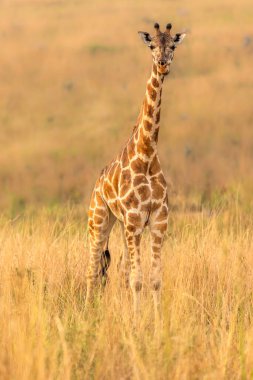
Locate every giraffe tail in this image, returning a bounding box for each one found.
[100,249,111,286]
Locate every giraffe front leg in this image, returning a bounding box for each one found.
[124,227,142,325]
[150,207,168,330]
[118,222,130,288]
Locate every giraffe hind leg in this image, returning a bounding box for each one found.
[100,248,111,286]
[85,190,115,308]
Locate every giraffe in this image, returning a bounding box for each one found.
[85,22,186,323]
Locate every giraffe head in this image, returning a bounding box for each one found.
[138,23,186,75]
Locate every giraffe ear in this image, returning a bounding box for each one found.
[173,33,186,46]
[138,31,152,45]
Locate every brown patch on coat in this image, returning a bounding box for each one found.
[95,208,107,218]
[131,157,148,174]
[93,215,103,225]
[147,83,157,102]
[143,98,148,114]
[96,191,105,207]
[135,235,141,245]
[151,201,162,212]
[120,169,131,196]
[137,128,154,156]
[146,104,154,118]
[151,180,164,199]
[128,212,142,228]
[152,128,159,143]
[125,234,134,244]
[157,173,167,187]
[112,164,120,193]
[117,201,125,217]
[156,223,167,233]
[141,202,151,212]
[133,174,148,187]
[121,147,129,168]
[120,169,132,186]
[155,109,160,124]
[151,233,162,245]
[121,169,131,184]
[127,139,136,159]
[88,219,94,229]
[152,77,159,88]
[120,186,129,197]
[103,182,116,200]
[149,155,161,175]
[88,209,93,219]
[122,190,139,209]
[137,185,151,202]
[156,206,168,222]
[143,120,152,132]
[126,224,136,233]
[143,97,154,118]
[107,161,117,179]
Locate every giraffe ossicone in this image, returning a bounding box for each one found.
[85,23,186,323]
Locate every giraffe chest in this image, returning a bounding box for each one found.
[101,157,167,222]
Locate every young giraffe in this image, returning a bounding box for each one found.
[86,23,186,321]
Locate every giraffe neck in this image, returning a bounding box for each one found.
[134,63,164,159]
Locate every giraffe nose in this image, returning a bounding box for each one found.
[158,60,166,66]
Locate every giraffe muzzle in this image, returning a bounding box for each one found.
[158,60,167,66]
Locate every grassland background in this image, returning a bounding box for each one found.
[1,0,253,379]
[0,0,253,212]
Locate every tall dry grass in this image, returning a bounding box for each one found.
[0,0,253,209]
[1,202,253,379]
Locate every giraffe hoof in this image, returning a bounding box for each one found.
[101,274,108,286]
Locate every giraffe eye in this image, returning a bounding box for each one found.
[149,45,155,50]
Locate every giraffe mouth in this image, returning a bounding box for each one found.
[157,64,169,75]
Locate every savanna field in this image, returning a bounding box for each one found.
[1,0,253,379]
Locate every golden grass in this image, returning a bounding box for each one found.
[1,203,253,379]
[0,0,253,209]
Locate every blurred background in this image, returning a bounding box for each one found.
[0,0,252,214]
